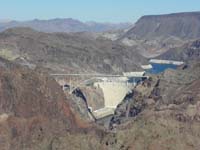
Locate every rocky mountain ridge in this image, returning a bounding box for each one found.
[0,27,146,73]
[120,12,200,57]
[123,11,200,40]
[0,18,132,33]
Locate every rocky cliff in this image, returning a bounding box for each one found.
[0,58,94,149]
[120,12,200,57]
[124,12,200,40]
[158,39,200,61]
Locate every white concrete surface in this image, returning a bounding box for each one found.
[141,64,153,69]
[149,59,184,65]
[94,82,132,108]
[123,71,146,77]
[92,107,115,119]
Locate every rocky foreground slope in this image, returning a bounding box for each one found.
[0,58,106,150]
[0,52,200,150]
[104,63,200,150]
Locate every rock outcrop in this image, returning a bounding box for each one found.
[101,62,200,150]
[0,58,91,149]
[158,39,200,61]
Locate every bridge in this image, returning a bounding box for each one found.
[50,73,123,77]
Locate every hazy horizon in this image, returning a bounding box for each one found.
[0,18,134,24]
[1,10,200,24]
[1,0,200,23]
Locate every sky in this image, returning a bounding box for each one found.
[0,0,200,23]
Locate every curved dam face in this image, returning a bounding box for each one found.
[94,82,132,108]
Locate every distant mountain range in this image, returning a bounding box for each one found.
[0,18,133,33]
[1,11,200,61]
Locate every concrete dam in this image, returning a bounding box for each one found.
[52,72,148,119]
[53,59,184,119]
[92,73,147,119]
[92,81,133,119]
[94,82,132,108]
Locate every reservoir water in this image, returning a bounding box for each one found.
[147,63,178,74]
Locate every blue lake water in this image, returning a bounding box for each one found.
[147,63,178,74]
